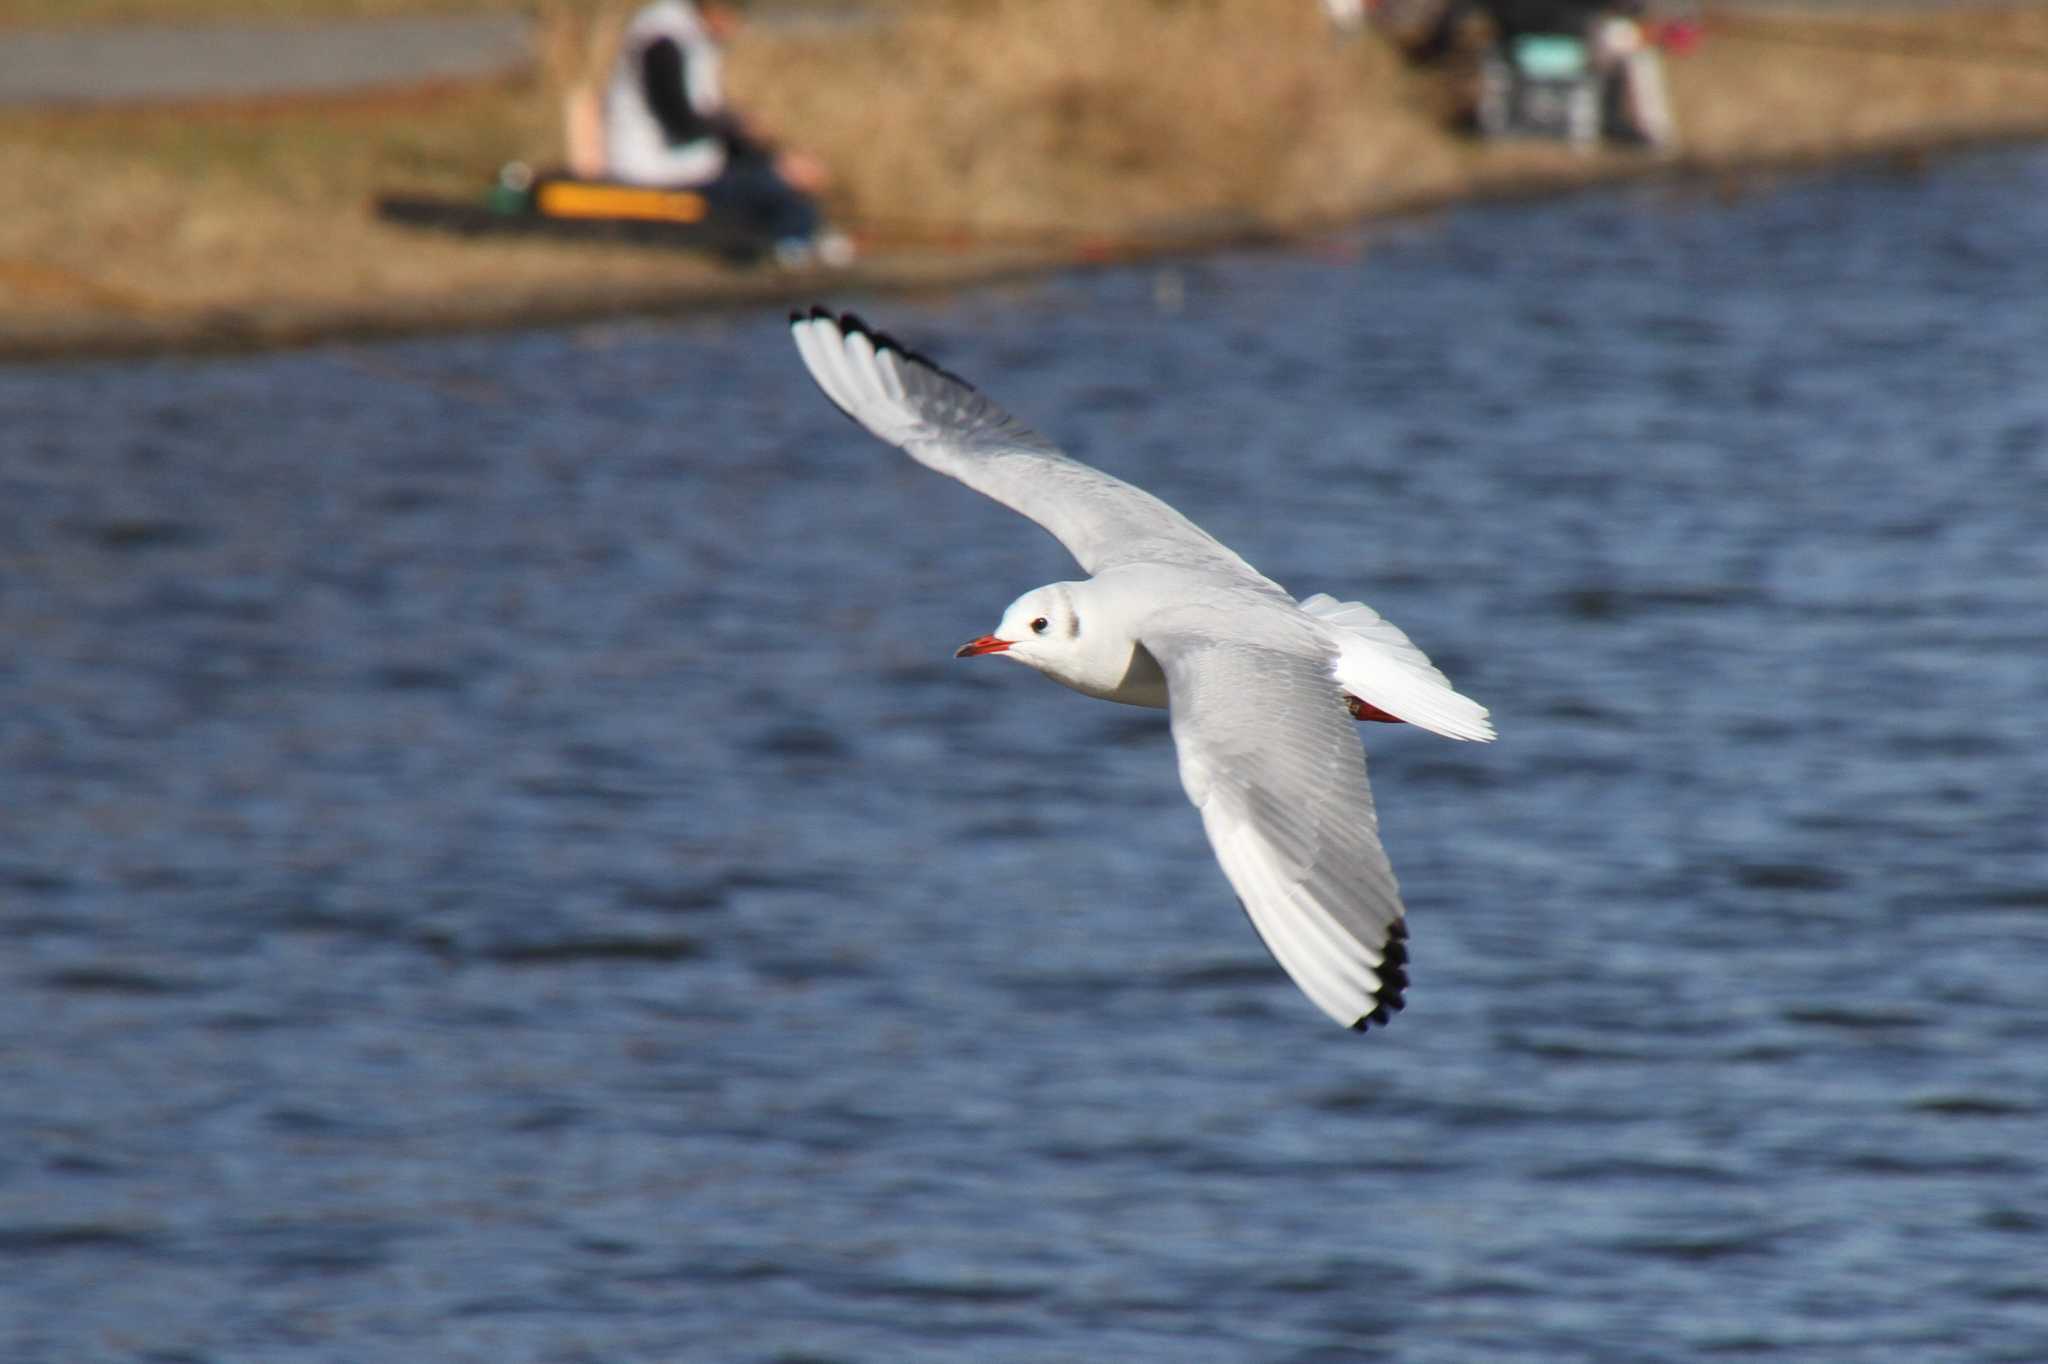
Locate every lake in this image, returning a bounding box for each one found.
[3,146,2046,1363]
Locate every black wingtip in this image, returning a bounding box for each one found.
[1380,924,1410,1008]
[794,305,983,397]
[803,306,886,352]
[1350,919,1411,1035]
[838,310,915,364]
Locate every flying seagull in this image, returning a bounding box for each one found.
[789,308,1494,1030]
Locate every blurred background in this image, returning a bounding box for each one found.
[4,2,2048,1361]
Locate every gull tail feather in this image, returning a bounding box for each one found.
[1301,593,1495,743]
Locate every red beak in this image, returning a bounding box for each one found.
[955,635,1012,658]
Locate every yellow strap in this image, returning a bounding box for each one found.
[535,181,708,224]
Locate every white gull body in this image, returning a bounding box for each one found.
[790,309,1494,1031]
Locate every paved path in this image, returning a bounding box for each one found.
[7,3,2017,109]
[0,14,531,106]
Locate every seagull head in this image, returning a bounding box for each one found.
[955,581,1164,708]
[956,583,1078,665]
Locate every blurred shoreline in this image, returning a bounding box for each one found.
[5,1,2048,362]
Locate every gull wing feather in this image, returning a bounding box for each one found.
[791,309,1261,579]
[1146,627,1412,1030]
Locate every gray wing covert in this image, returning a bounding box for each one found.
[791,309,1261,579]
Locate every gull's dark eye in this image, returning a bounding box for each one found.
[1030,617,1050,635]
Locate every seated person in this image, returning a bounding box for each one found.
[597,0,847,261]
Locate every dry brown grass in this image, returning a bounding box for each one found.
[732,0,1460,235]
[1679,8,2048,154]
[6,0,2048,357]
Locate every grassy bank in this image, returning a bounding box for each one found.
[5,0,2048,358]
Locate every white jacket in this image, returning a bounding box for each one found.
[603,0,728,186]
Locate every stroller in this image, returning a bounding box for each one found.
[1476,31,1603,146]
[1402,0,1688,152]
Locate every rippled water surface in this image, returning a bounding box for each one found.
[5,148,2048,1363]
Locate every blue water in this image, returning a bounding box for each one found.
[4,147,2047,1364]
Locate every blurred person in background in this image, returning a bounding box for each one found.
[1397,0,1686,152]
[577,0,849,265]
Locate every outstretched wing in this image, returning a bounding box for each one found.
[790,308,1262,579]
[1147,627,1412,1030]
